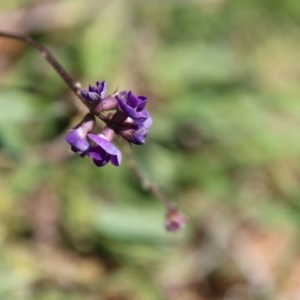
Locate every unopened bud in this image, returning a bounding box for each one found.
[165,205,187,233]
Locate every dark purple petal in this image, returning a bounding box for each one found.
[87,133,122,166]
[130,133,146,145]
[127,92,139,107]
[88,146,110,167]
[127,93,147,112]
[89,85,98,92]
[81,81,107,104]
[116,91,149,120]
[136,97,147,111]
[117,96,140,119]
[96,81,107,98]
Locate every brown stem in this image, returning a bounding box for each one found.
[0,31,83,100]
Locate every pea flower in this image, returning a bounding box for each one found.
[117,91,148,121]
[65,81,152,167]
[81,81,107,104]
[87,130,121,167]
[65,113,95,156]
[165,206,187,233]
[119,110,152,145]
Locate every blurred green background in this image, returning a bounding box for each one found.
[1,0,300,299]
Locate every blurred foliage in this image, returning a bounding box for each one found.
[1,0,300,299]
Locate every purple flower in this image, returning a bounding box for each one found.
[81,81,107,104]
[87,133,121,167]
[65,114,95,156]
[119,110,152,145]
[65,128,90,156]
[113,91,152,144]
[131,112,152,144]
[117,91,148,121]
[165,206,187,233]
[66,81,152,167]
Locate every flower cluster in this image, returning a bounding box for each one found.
[65,81,152,167]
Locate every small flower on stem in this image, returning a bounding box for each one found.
[119,110,152,145]
[66,82,153,167]
[165,205,187,233]
[81,81,118,113]
[117,91,148,121]
[81,81,107,104]
[87,128,121,167]
[65,113,95,156]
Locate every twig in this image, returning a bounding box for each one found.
[0,31,82,100]
[122,145,172,208]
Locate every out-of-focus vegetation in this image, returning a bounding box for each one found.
[1,0,300,299]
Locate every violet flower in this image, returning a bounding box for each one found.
[81,81,107,104]
[119,110,152,145]
[87,132,121,167]
[117,91,148,121]
[131,113,152,145]
[165,206,187,233]
[65,113,95,156]
[66,82,152,166]
[113,91,152,144]
[82,80,119,113]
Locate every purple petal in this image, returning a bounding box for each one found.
[81,81,107,103]
[142,111,152,128]
[88,146,110,167]
[89,85,97,92]
[136,97,147,111]
[81,90,101,102]
[134,110,152,123]
[96,81,107,98]
[117,96,140,120]
[110,152,121,166]
[131,123,150,145]
[65,129,90,153]
[87,134,122,166]
[88,134,117,155]
[127,91,139,107]
[130,133,146,145]
[116,91,149,120]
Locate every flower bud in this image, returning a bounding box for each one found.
[165,206,187,233]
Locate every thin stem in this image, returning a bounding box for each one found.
[0,31,82,100]
[123,145,187,232]
[123,145,172,208]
